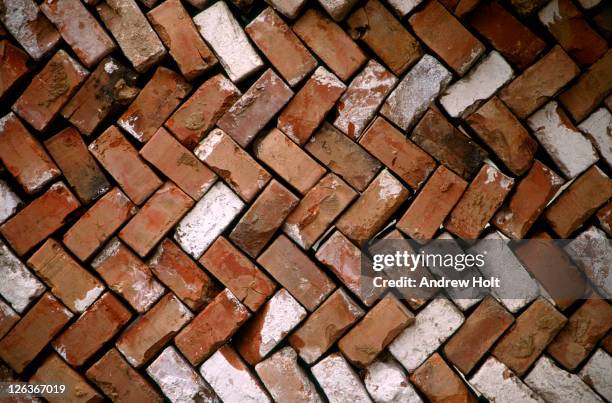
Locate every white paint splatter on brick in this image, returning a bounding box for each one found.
[0,180,22,225]
[194,129,225,161]
[470,357,544,403]
[578,108,611,168]
[365,357,423,403]
[384,0,424,17]
[0,240,46,313]
[565,226,611,299]
[377,170,405,200]
[311,353,373,403]
[538,0,563,27]
[258,289,307,358]
[72,284,104,313]
[104,60,119,74]
[265,0,307,19]
[312,66,345,90]
[579,349,612,401]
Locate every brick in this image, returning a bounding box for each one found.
[445,164,513,239]
[174,181,244,259]
[257,235,336,312]
[255,128,326,194]
[30,354,102,403]
[469,2,545,70]
[467,97,537,175]
[364,356,423,403]
[597,201,612,236]
[410,1,484,76]
[149,239,219,311]
[195,129,271,202]
[410,353,476,403]
[116,293,192,367]
[469,357,544,403]
[525,356,602,403]
[41,0,115,68]
[61,57,139,136]
[293,9,367,81]
[89,126,162,205]
[28,239,104,313]
[547,299,612,370]
[333,60,397,140]
[397,166,467,241]
[311,353,372,403]
[193,1,264,83]
[565,226,612,298]
[283,173,357,249]
[509,0,548,16]
[579,349,612,402]
[52,292,131,367]
[0,40,30,100]
[147,346,218,403]
[0,0,60,60]
[12,50,88,131]
[166,75,240,149]
[493,161,564,239]
[246,7,317,87]
[360,117,437,188]
[439,0,481,17]
[0,300,18,340]
[336,170,410,243]
[256,347,323,403]
[147,0,216,80]
[347,0,422,76]
[175,289,250,365]
[539,0,607,66]
[317,0,358,21]
[389,298,464,372]
[0,179,21,225]
[492,298,566,376]
[339,297,414,367]
[97,0,166,73]
[44,127,111,204]
[593,4,612,40]
[545,165,612,237]
[87,348,163,403]
[0,240,44,313]
[118,67,191,143]
[230,180,298,258]
[412,109,487,180]
[92,238,165,312]
[381,55,452,130]
[200,345,271,403]
[63,188,136,261]
[559,50,612,123]
[0,113,60,194]
[1,182,80,256]
[265,0,306,19]
[0,293,72,373]
[440,51,514,118]
[579,108,612,167]
[499,46,579,119]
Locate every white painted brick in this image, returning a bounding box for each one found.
[265,0,307,19]
[576,0,602,9]
[525,355,603,403]
[194,2,264,83]
[469,357,544,403]
[579,349,612,401]
[364,356,423,403]
[311,353,373,403]
[174,182,244,259]
[383,0,424,17]
[565,226,611,298]
[388,298,464,372]
[317,0,359,21]
[147,346,219,403]
[440,51,514,118]
[528,101,598,178]
[579,108,611,168]
[0,179,22,225]
[0,240,45,313]
[381,55,451,131]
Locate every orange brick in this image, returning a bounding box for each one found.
[0,40,30,99]
[0,300,19,339]
[410,353,477,402]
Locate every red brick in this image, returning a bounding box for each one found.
[409,0,484,75]
[89,126,162,205]
[116,293,192,367]
[445,164,513,239]
[44,127,111,204]
[257,235,336,312]
[118,67,191,143]
[246,7,317,87]
[200,237,276,312]
[397,165,467,242]
[165,75,240,149]
[597,201,612,236]
[293,9,367,81]
[92,238,165,312]
[347,0,422,76]
[439,0,481,17]
[41,0,115,68]
[217,69,293,147]
[1,182,79,256]
[0,293,72,373]
[602,333,612,355]
[175,289,250,365]
[61,57,139,136]
[0,40,30,100]
[86,348,163,403]
[493,161,564,239]
[360,116,437,189]
[0,113,61,194]
[410,353,477,403]
[149,238,219,311]
[0,300,19,339]
[140,128,216,200]
[12,50,88,131]
[255,128,326,195]
[52,292,131,367]
[63,188,136,261]
[147,0,216,80]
